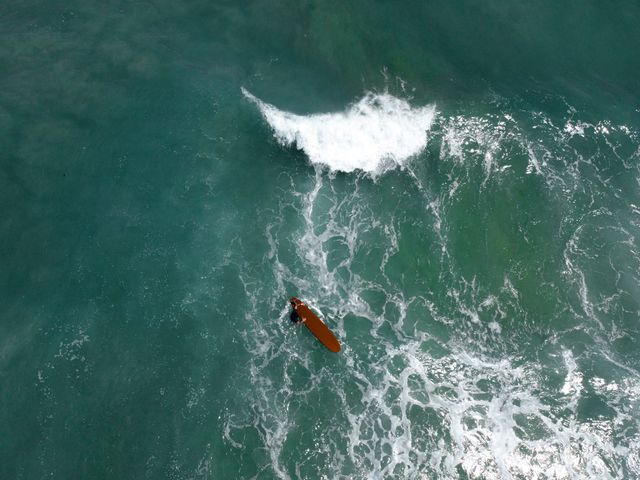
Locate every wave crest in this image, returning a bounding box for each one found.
[242,88,436,173]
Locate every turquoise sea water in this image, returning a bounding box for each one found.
[2,2,640,478]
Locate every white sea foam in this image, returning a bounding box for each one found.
[227,101,640,479]
[242,88,436,173]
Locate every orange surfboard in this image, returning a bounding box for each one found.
[290,297,341,353]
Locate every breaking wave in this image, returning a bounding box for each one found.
[242,88,436,174]
[227,92,640,479]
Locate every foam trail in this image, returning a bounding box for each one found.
[242,88,436,174]
[227,98,640,478]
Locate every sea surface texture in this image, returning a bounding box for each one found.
[2,2,640,479]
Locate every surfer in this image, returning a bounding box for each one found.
[288,296,340,352]
[290,297,304,323]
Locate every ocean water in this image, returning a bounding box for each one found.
[1,1,640,479]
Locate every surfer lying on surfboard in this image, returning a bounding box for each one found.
[289,297,341,352]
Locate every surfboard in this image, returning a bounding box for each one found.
[290,297,341,353]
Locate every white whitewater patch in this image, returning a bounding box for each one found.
[242,88,436,173]
[226,100,640,479]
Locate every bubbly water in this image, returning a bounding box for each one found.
[242,88,436,173]
[2,2,639,479]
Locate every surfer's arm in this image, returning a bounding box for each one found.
[294,309,307,323]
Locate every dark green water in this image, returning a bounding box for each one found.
[2,2,639,478]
